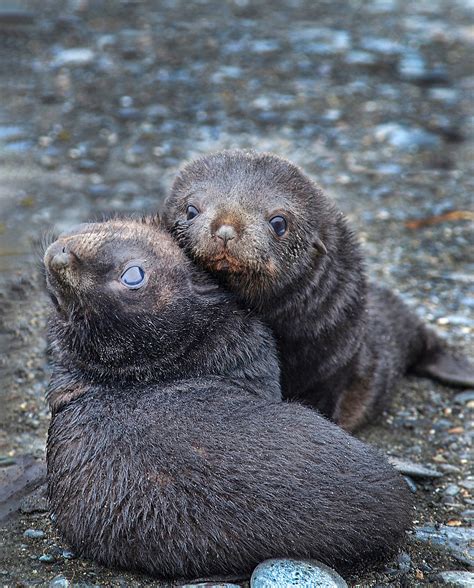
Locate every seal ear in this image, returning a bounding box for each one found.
[312,237,327,256]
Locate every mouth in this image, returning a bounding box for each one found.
[207,252,245,273]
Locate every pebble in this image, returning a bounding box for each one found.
[397,551,411,573]
[181,584,240,588]
[39,147,61,170]
[435,571,474,586]
[444,484,460,497]
[76,159,98,173]
[360,37,403,54]
[388,457,443,479]
[52,48,95,67]
[398,52,448,84]
[345,51,377,66]
[250,559,348,588]
[62,550,76,559]
[403,476,417,493]
[0,8,35,25]
[0,456,16,467]
[453,391,474,405]
[460,479,474,492]
[0,125,27,142]
[439,464,462,474]
[374,123,441,151]
[23,529,45,539]
[38,554,55,564]
[49,575,70,588]
[414,525,474,566]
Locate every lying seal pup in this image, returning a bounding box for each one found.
[163,149,474,431]
[44,218,412,579]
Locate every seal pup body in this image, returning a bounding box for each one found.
[163,150,474,430]
[44,219,412,579]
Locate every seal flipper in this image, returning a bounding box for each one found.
[412,349,474,388]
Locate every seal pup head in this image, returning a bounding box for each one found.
[163,150,333,307]
[43,218,244,383]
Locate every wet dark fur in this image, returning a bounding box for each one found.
[163,150,474,431]
[45,219,412,579]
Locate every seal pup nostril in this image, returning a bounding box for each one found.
[215,224,237,244]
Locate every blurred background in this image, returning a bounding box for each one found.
[0,1,473,586]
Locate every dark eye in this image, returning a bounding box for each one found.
[186,205,200,221]
[121,266,145,289]
[269,215,287,237]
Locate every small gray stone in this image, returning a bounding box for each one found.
[38,553,55,563]
[388,457,443,479]
[397,551,411,573]
[52,48,95,67]
[181,584,240,588]
[361,37,403,55]
[461,510,474,523]
[453,391,474,405]
[49,575,70,588]
[436,571,474,586]
[250,559,348,588]
[374,123,441,151]
[414,525,474,566]
[23,529,45,539]
[444,484,461,497]
[398,52,426,80]
[403,476,417,493]
[62,549,76,559]
[460,479,474,492]
[345,51,377,66]
[439,464,462,474]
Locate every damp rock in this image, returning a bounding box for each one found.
[374,123,441,151]
[181,581,240,588]
[444,484,460,497]
[49,575,70,588]
[23,529,45,539]
[38,553,55,564]
[388,457,443,479]
[52,48,95,67]
[435,571,474,586]
[453,391,474,405]
[414,525,474,566]
[250,559,348,588]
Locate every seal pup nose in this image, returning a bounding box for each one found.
[50,249,74,270]
[215,224,237,244]
[46,242,80,273]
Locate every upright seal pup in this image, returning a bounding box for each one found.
[44,218,412,579]
[163,150,474,431]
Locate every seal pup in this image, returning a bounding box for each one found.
[44,218,412,579]
[163,150,474,431]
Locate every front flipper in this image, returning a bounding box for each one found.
[413,350,474,388]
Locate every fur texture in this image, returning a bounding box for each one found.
[163,150,474,431]
[44,219,412,579]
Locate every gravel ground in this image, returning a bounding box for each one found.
[0,1,473,586]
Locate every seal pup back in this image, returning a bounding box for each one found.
[44,218,412,578]
[163,150,474,430]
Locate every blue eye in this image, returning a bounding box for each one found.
[121,266,145,289]
[269,215,287,237]
[186,204,200,221]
